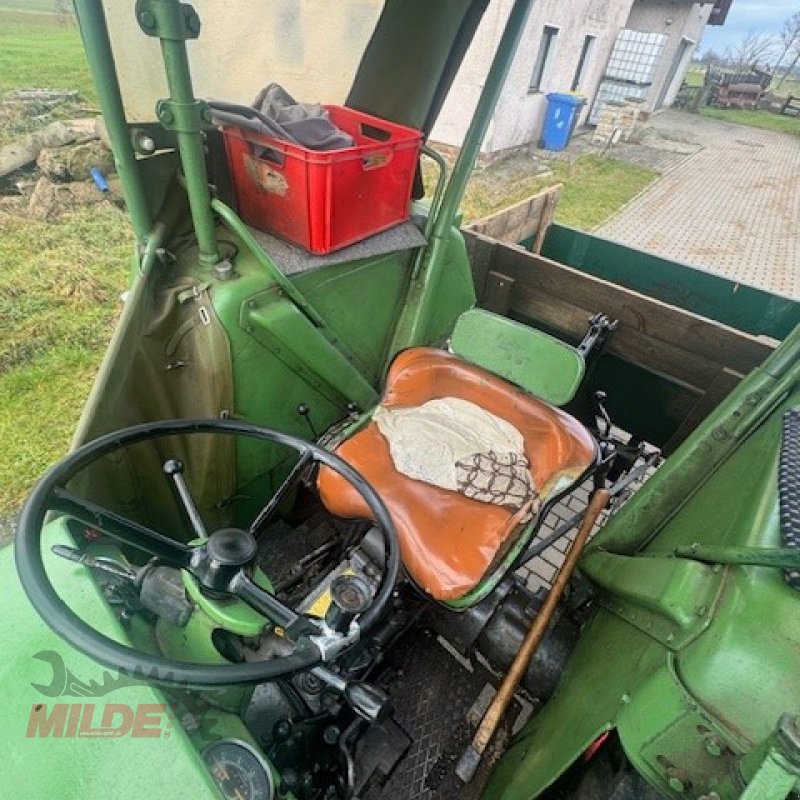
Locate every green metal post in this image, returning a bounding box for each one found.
[72,0,153,242]
[389,0,536,355]
[739,715,800,800]
[137,0,220,266]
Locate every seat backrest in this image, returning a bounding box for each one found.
[450,308,584,406]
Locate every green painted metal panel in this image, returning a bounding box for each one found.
[1,521,219,799]
[740,758,798,800]
[450,309,584,405]
[484,610,665,799]
[542,224,800,340]
[292,252,414,385]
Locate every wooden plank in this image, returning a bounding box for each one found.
[489,244,774,376]
[661,367,743,454]
[463,231,498,301]
[485,271,514,315]
[466,184,563,246]
[511,283,720,390]
[531,186,560,254]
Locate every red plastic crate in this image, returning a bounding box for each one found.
[221,106,423,254]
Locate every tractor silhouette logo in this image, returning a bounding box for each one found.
[26,650,221,741]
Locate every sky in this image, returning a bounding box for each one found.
[699,1,799,55]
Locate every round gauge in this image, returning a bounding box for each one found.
[202,739,276,800]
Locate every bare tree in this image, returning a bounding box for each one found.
[699,47,723,67]
[724,31,777,71]
[775,13,800,90]
[773,13,800,74]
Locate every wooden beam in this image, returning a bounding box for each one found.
[484,271,514,316]
[463,229,497,301]
[531,186,559,254]
[488,243,775,377]
[511,283,720,390]
[465,184,563,247]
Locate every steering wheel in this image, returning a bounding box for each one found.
[15,419,401,687]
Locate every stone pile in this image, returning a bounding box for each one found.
[592,98,647,146]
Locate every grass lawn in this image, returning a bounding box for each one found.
[0,207,132,514]
[0,10,96,147]
[699,106,800,136]
[0,9,130,515]
[685,67,705,88]
[459,153,658,231]
[0,11,95,101]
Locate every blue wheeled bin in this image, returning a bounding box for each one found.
[541,93,586,151]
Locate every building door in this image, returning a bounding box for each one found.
[655,37,694,110]
[589,28,667,124]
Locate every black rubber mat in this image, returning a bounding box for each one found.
[780,408,800,588]
[365,628,521,800]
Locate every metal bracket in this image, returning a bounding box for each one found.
[582,550,725,649]
[156,98,213,133]
[740,714,800,799]
[309,620,361,662]
[136,0,201,40]
[577,312,619,359]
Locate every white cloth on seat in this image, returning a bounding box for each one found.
[373,397,535,510]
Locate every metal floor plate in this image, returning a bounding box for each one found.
[365,630,521,800]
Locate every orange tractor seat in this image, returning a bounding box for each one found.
[317,348,597,602]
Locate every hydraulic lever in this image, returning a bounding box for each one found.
[311,665,392,723]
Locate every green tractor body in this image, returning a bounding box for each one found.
[4,2,800,799]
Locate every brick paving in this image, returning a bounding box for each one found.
[598,111,800,299]
[516,463,656,594]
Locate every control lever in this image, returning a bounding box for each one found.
[594,390,613,439]
[51,544,136,581]
[163,459,207,539]
[311,665,392,723]
[577,312,618,360]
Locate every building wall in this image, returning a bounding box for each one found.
[625,0,714,109]
[430,0,636,153]
[431,0,715,153]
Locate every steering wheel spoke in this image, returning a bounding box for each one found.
[250,449,314,536]
[50,486,194,568]
[229,571,320,640]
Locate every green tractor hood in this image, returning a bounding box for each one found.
[1,521,218,799]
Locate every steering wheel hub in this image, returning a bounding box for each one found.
[207,528,258,566]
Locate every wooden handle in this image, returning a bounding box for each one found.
[471,488,610,754]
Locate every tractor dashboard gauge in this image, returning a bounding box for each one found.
[202,739,275,800]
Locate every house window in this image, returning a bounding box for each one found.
[529,25,559,92]
[571,34,596,92]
